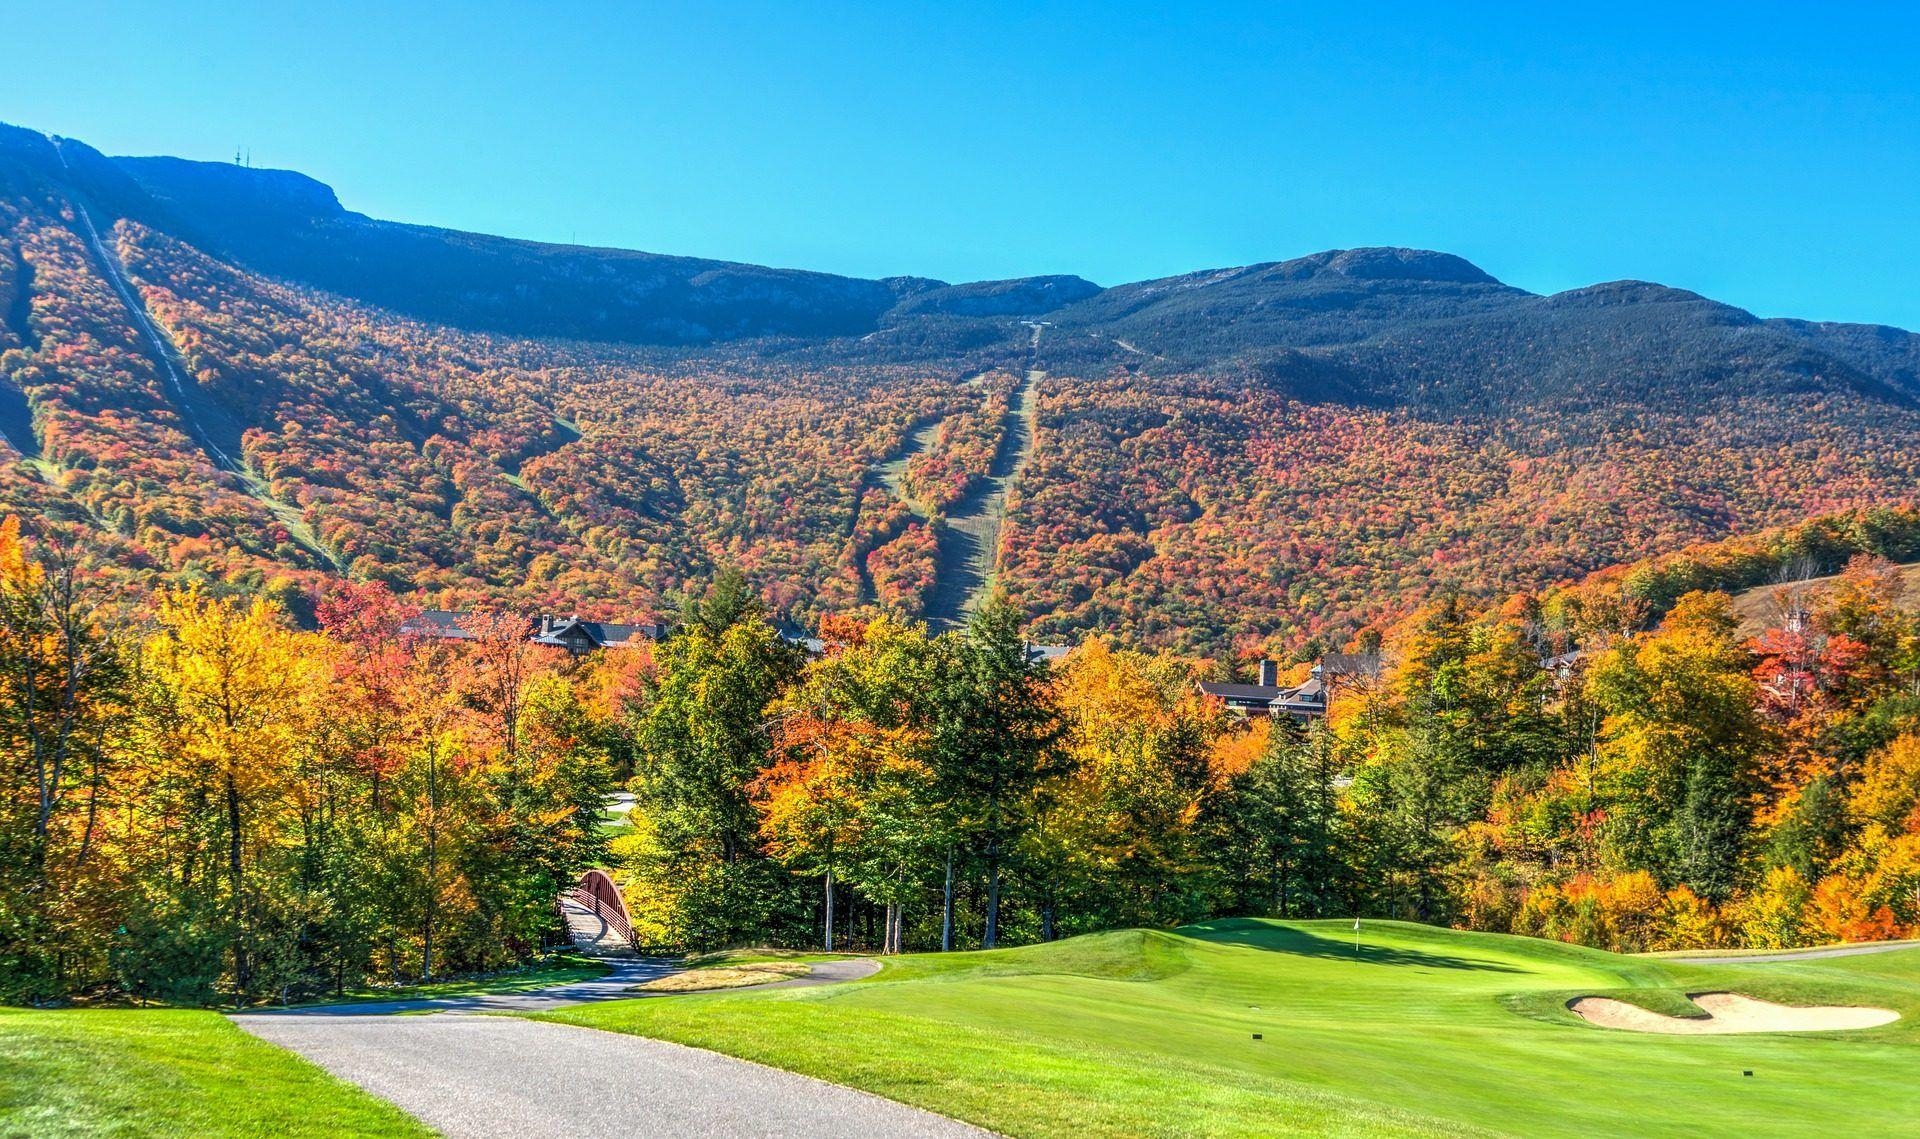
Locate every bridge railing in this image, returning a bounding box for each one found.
[564,884,638,951]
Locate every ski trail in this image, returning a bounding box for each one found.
[51,136,239,470]
[921,325,1044,628]
[47,136,339,568]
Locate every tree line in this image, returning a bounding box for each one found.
[7,515,1920,1005]
[619,563,1920,958]
[0,519,611,1005]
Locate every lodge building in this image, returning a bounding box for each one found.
[399,610,668,655]
[1197,653,1384,720]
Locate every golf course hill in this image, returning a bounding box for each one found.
[542,919,1919,1138]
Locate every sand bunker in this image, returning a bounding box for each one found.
[1569,992,1899,1034]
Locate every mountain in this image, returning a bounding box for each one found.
[0,123,937,345]
[884,275,1103,320]
[4,120,1919,652]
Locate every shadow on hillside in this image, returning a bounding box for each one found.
[1188,920,1526,974]
[0,379,37,461]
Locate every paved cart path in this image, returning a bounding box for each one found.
[232,957,973,1137]
[235,1012,991,1139]
[1658,938,1920,965]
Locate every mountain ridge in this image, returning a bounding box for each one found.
[13,119,1920,394]
[7,117,1912,357]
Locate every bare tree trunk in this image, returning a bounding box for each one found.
[941,849,955,952]
[73,748,105,870]
[423,742,439,983]
[226,770,249,997]
[824,871,834,952]
[984,843,1002,949]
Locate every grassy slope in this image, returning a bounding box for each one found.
[0,1008,430,1138]
[541,919,1920,1138]
[1728,560,1920,638]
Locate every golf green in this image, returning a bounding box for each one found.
[544,919,1920,1137]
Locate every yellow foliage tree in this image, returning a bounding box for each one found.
[137,587,324,996]
[1729,865,1813,949]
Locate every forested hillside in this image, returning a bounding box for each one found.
[5,120,1920,657]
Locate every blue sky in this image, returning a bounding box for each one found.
[11,2,1919,327]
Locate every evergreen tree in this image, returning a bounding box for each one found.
[928,598,1063,948]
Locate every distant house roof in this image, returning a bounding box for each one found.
[532,616,662,651]
[1199,650,1362,719]
[1198,679,1329,718]
[1198,682,1288,704]
[400,610,664,652]
[781,631,828,656]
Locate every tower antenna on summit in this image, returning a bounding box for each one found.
[235,147,242,165]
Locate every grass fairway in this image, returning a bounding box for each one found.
[541,918,1920,1138]
[0,1008,430,1138]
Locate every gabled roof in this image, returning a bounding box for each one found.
[781,632,828,655]
[1198,681,1288,703]
[401,610,662,649]
[1199,673,1330,717]
[534,616,663,649]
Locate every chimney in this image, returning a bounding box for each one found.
[1258,659,1278,688]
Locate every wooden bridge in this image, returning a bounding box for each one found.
[559,869,639,958]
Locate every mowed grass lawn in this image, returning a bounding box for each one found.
[543,919,1920,1138]
[0,1008,429,1138]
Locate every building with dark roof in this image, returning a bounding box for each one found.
[1197,655,1382,720]
[531,615,664,653]
[1026,643,1072,666]
[399,610,666,655]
